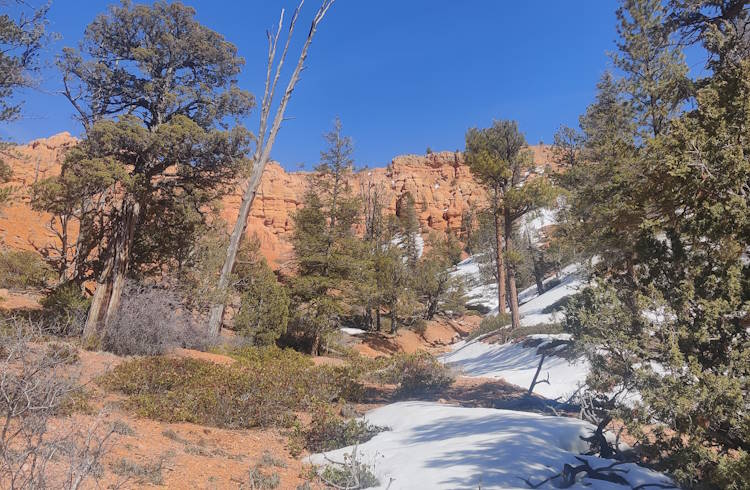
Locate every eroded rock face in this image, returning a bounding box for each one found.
[0,133,556,268]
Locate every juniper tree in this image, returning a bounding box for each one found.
[465,120,556,329]
[562,1,749,486]
[0,0,50,208]
[50,1,253,340]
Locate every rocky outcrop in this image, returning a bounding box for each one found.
[0,133,557,268]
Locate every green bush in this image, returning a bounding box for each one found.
[40,282,90,336]
[0,249,51,290]
[367,352,454,396]
[234,262,290,346]
[99,347,365,429]
[296,404,385,453]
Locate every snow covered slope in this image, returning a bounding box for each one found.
[309,402,673,490]
[442,334,588,399]
[446,260,588,398]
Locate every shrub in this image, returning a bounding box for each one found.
[234,261,290,346]
[0,323,115,488]
[246,466,280,489]
[102,281,210,356]
[393,352,454,396]
[99,347,365,429]
[318,447,378,490]
[40,282,90,336]
[0,249,51,290]
[296,405,385,453]
[110,458,164,485]
[466,312,511,341]
[45,342,79,365]
[368,352,454,396]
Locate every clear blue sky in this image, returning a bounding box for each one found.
[3,0,620,170]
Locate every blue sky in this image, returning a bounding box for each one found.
[3,0,621,170]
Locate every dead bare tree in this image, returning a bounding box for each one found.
[526,351,550,396]
[207,0,335,336]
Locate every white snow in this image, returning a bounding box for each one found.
[341,327,366,336]
[442,335,588,400]
[309,402,673,490]
[444,262,588,399]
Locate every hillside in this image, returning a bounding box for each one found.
[0,133,558,267]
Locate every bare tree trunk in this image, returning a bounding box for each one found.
[207,0,334,337]
[82,200,141,341]
[493,207,507,314]
[376,308,381,331]
[527,352,548,396]
[504,209,520,330]
[390,306,397,334]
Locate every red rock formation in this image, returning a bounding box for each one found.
[0,133,556,269]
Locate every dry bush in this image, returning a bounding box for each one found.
[102,281,212,356]
[317,446,379,490]
[110,457,164,486]
[0,319,117,489]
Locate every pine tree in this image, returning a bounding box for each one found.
[234,240,290,346]
[397,192,421,270]
[289,120,361,353]
[465,120,556,329]
[613,0,689,138]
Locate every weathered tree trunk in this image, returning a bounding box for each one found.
[504,209,521,330]
[376,308,381,331]
[527,352,547,396]
[390,306,398,334]
[207,1,333,337]
[493,208,507,314]
[82,200,141,340]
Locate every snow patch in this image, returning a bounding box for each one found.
[442,335,588,400]
[309,402,673,489]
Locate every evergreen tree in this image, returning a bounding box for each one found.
[234,240,289,346]
[413,233,464,320]
[0,0,50,209]
[465,120,556,329]
[613,0,690,138]
[562,2,749,486]
[397,191,421,269]
[42,1,253,340]
[289,120,361,353]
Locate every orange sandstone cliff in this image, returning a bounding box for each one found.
[0,133,557,268]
